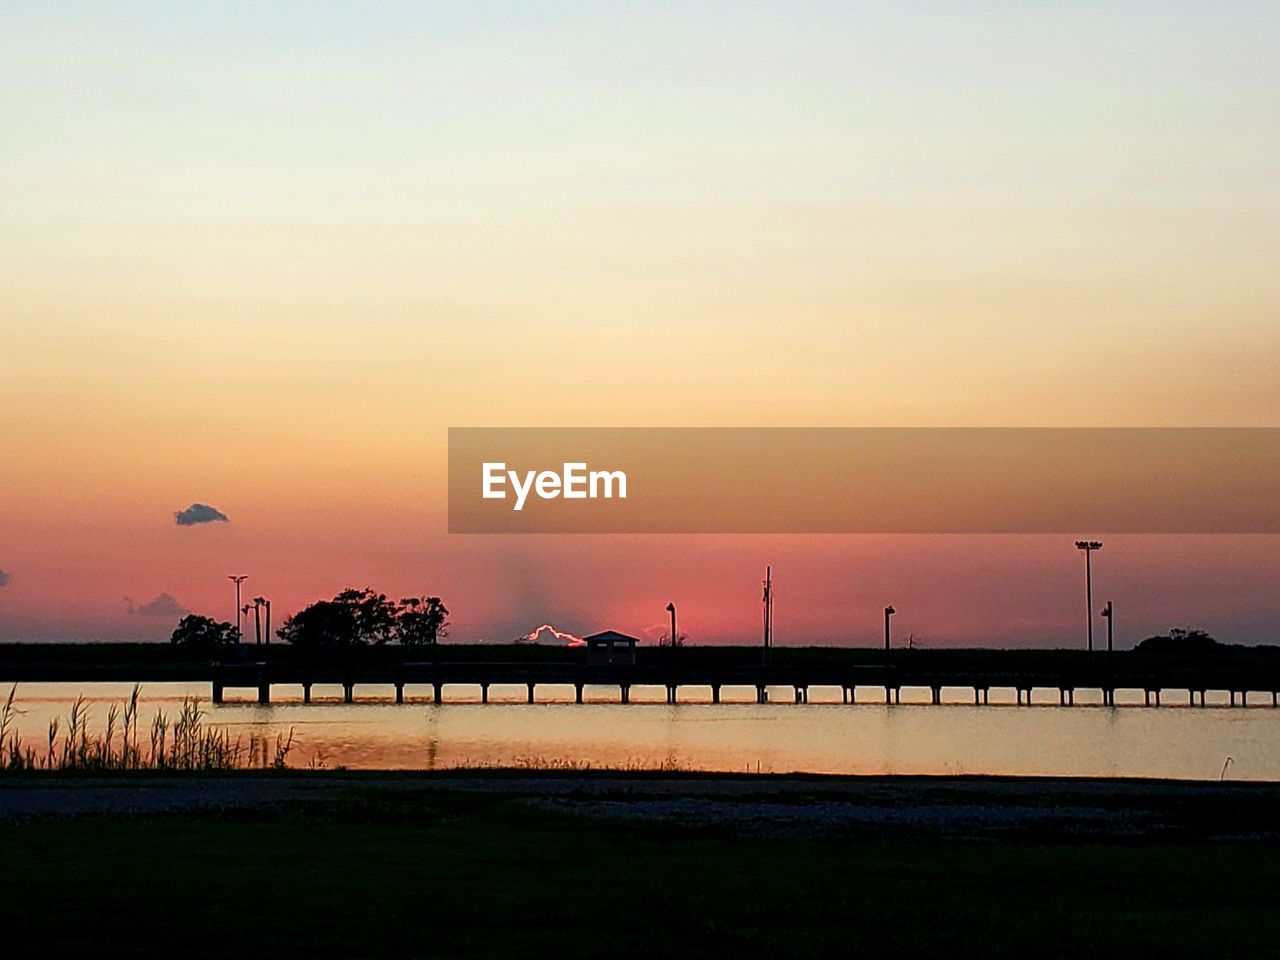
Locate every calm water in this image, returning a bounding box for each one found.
[5,681,1280,781]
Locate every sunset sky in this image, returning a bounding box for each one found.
[2,2,1278,646]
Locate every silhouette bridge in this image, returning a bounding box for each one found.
[208,658,1280,708]
[5,645,1279,708]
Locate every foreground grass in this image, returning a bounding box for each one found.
[0,786,1275,959]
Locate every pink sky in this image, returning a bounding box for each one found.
[2,5,1278,647]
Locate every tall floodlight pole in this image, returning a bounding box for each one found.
[884,606,895,651]
[264,598,272,646]
[228,575,248,642]
[1075,541,1103,652]
[666,602,677,650]
[762,566,773,664]
[252,597,265,646]
[1102,600,1114,653]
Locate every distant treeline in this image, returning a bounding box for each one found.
[1135,628,1224,655]
[172,588,448,651]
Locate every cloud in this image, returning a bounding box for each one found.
[0,569,9,587]
[516,623,585,646]
[174,503,229,526]
[125,593,190,617]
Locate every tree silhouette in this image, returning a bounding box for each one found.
[334,587,398,645]
[277,587,432,648]
[1136,628,1221,654]
[395,596,449,646]
[170,614,236,652]
[276,600,358,649]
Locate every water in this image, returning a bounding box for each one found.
[4,681,1279,780]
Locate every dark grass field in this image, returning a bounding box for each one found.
[1,777,1277,959]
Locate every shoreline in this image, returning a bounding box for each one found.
[4,769,1279,840]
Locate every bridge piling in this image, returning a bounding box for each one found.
[302,682,312,704]
[575,683,584,704]
[258,682,270,705]
[527,682,535,704]
[212,682,223,705]
[620,683,630,704]
[343,682,354,704]
[395,682,404,704]
[712,684,721,704]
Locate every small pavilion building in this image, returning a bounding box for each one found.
[584,630,639,667]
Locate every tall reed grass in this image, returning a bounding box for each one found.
[0,684,295,772]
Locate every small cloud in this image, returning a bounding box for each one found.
[125,593,190,617]
[515,624,585,646]
[0,569,9,587]
[174,503,229,526]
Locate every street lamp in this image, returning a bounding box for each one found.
[1075,541,1103,651]
[666,602,677,649]
[1101,600,1114,653]
[884,605,895,651]
[228,575,248,642]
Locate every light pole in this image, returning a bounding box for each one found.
[228,575,248,642]
[666,602,677,650]
[762,566,773,665]
[884,605,895,651]
[1075,541,1103,651]
[252,597,265,646]
[1102,600,1114,653]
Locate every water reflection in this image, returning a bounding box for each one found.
[4,682,1278,781]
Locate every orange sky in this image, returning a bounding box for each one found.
[1,4,1278,646]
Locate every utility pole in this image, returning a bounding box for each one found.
[1102,600,1114,653]
[884,605,895,651]
[228,575,248,642]
[264,598,272,646]
[252,597,264,646]
[762,566,773,664]
[1075,541,1103,651]
[666,602,677,650]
